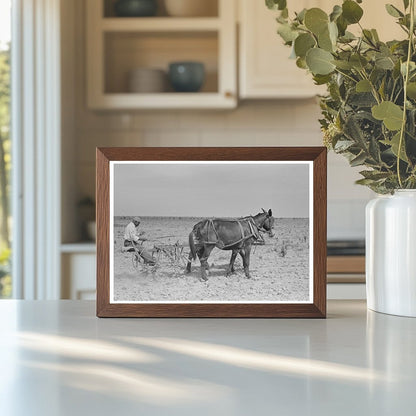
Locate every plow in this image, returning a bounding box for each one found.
[128,240,189,271]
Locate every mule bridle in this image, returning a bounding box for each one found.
[252,213,272,234]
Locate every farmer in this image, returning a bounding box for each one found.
[123,217,156,266]
[123,217,147,252]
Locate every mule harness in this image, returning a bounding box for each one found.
[202,217,262,249]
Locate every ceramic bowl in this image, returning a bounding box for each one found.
[164,0,218,17]
[168,62,205,92]
[114,0,158,17]
[128,68,167,93]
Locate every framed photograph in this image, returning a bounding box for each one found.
[96,147,327,318]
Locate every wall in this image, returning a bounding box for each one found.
[61,0,374,243]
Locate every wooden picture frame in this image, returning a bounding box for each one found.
[96,147,327,318]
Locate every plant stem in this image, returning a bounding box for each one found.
[359,69,381,104]
[397,0,415,188]
[334,68,358,84]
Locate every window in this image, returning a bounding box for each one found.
[0,0,11,298]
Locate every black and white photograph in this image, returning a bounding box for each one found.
[109,161,313,304]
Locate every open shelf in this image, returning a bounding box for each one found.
[87,0,236,109]
[101,17,221,32]
[91,93,234,109]
[104,31,218,94]
[61,243,96,254]
[104,0,219,18]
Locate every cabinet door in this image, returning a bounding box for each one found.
[62,253,96,300]
[239,0,404,99]
[239,0,326,99]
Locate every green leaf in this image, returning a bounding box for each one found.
[306,48,335,75]
[344,114,368,147]
[339,31,356,43]
[294,33,316,58]
[369,136,382,163]
[385,4,404,18]
[370,67,386,85]
[381,132,409,162]
[393,60,402,79]
[372,101,404,131]
[371,29,380,42]
[355,178,377,186]
[336,15,348,36]
[348,92,377,107]
[399,14,411,29]
[378,77,386,100]
[403,0,410,10]
[318,27,334,52]
[342,0,364,24]
[363,29,376,46]
[277,23,298,43]
[330,5,342,22]
[350,54,368,70]
[360,170,392,181]
[350,152,367,167]
[407,82,416,99]
[328,21,338,44]
[289,44,297,59]
[276,15,287,24]
[334,139,355,151]
[313,74,332,85]
[296,8,307,23]
[304,8,329,35]
[266,0,287,11]
[333,60,353,70]
[375,55,395,70]
[401,61,416,76]
[296,57,308,69]
[356,79,372,92]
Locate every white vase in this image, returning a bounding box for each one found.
[366,190,416,317]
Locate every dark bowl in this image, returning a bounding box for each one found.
[114,0,158,17]
[168,62,205,93]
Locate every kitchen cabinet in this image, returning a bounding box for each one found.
[327,256,366,299]
[86,0,404,108]
[60,247,365,300]
[239,0,325,99]
[86,0,237,109]
[238,0,404,99]
[61,245,96,300]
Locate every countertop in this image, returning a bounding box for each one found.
[0,300,415,415]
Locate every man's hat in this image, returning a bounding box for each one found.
[133,216,141,223]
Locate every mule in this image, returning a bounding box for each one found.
[186,209,274,281]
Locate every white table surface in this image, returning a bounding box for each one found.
[0,300,415,416]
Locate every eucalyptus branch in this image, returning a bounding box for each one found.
[393,85,404,104]
[359,69,381,104]
[334,68,358,84]
[398,23,410,35]
[397,0,415,188]
[390,79,398,101]
[267,0,416,193]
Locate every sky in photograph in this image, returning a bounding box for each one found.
[113,162,310,218]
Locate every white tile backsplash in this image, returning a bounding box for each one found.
[73,100,370,239]
[142,130,201,147]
